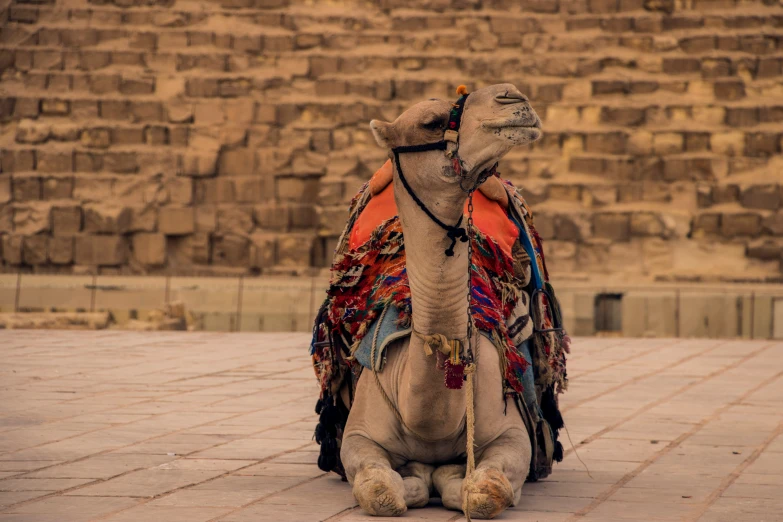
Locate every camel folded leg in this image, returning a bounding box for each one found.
[462,427,530,519]
[341,433,407,516]
[398,461,435,508]
[432,463,466,511]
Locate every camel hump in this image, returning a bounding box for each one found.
[369,159,394,195]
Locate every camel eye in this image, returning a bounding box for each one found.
[422,118,445,131]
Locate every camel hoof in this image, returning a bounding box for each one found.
[353,465,407,517]
[461,468,514,520]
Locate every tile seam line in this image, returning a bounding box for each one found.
[85,439,324,522]
[2,411,317,515]
[561,339,725,414]
[0,368,312,457]
[567,339,681,384]
[563,341,773,460]
[563,345,781,521]
[0,355,314,435]
[686,419,783,521]
[3,385,314,482]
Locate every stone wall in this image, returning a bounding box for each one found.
[1,0,782,283]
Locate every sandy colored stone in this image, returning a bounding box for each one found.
[132,233,166,267]
[84,204,132,234]
[74,235,127,266]
[159,207,195,235]
[0,312,110,329]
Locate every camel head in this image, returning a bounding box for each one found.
[369,83,542,187]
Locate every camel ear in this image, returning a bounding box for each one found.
[369,120,395,149]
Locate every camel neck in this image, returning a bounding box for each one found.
[392,164,471,440]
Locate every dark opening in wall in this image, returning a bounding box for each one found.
[594,293,623,334]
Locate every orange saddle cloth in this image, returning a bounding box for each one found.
[349,161,519,256]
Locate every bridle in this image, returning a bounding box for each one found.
[390,86,497,257]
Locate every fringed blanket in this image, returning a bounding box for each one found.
[315,211,530,399]
[310,167,569,481]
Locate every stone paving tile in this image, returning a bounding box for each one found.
[0,332,780,521]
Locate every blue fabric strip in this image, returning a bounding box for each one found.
[509,214,543,290]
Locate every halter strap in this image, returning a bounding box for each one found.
[392,147,468,257]
[389,86,472,257]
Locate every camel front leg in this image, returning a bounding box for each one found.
[462,428,531,519]
[341,433,407,517]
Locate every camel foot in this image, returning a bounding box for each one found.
[353,465,407,516]
[461,468,515,520]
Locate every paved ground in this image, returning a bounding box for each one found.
[0,332,781,522]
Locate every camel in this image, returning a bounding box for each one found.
[339,83,544,519]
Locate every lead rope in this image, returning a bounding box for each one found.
[463,189,477,521]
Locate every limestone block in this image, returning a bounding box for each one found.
[2,235,22,264]
[721,213,762,238]
[216,207,254,235]
[746,238,783,260]
[2,150,35,172]
[572,292,596,336]
[74,235,127,266]
[234,177,264,204]
[679,293,740,339]
[159,206,195,235]
[167,101,194,123]
[163,177,192,205]
[130,206,157,232]
[13,205,49,234]
[81,128,111,148]
[37,151,73,172]
[16,120,49,144]
[741,185,780,211]
[745,133,780,157]
[249,232,275,269]
[41,99,70,116]
[13,99,40,120]
[762,213,783,235]
[714,79,745,101]
[254,203,289,232]
[51,206,81,236]
[630,212,665,237]
[555,213,591,241]
[22,234,47,265]
[48,236,73,264]
[276,234,313,268]
[585,132,626,154]
[195,206,216,232]
[593,213,630,241]
[652,132,683,155]
[132,233,166,266]
[621,292,677,338]
[84,204,131,234]
[12,177,40,201]
[179,151,217,177]
[0,177,10,204]
[212,234,249,266]
[276,176,319,204]
[750,295,773,339]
